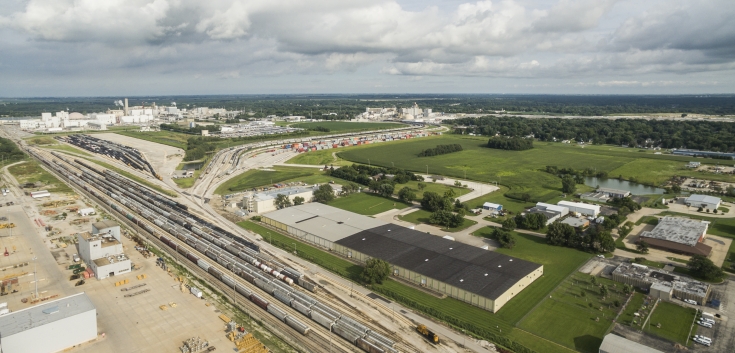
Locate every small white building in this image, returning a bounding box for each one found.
[242,186,316,214]
[528,202,570,225]
[77,221,130,279]
[78,208,96,216]
[685,194,721,211]
[482,202,503,212]
[557,201,601,217]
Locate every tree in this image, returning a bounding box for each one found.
[454,180,462,187]
[274,194,292,209]
[361,258,392,285]
[591,276,597,286]
[636,240,649,254]
[429,210,463,228]
[340,182,360,195]
[580,290,586,298]
[443,188,457,199]
[598,232,616,253]
[421,192,452,212]
[397,187,416,203]
[417,182,427,191]
[561,175,576,194]
[546,223,576,246]
[574,174,585,184]
[671,185,681,193]
[377,183,395,197]
[688,255,725,281]
[600,285,608,297]
[293,196,305,206]
[501,217,516,231]
[525,213,548,230]
[313,184,335,203]
[623,284,632,295]
[492,228,516,249]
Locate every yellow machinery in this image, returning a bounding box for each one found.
[228,331,268,353]
[416,324,440,344]
[0,223,16,229]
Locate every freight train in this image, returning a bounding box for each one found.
[34,149,396,353]
[57,134,161,179]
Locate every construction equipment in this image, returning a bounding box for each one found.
[227,331,267,353]
[416,324,440,344]
[0,223,16,229]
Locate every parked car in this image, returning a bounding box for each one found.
[697,320,713,328]
[684,299,698,305]
[694,337,711,346]
[695,335,712,343]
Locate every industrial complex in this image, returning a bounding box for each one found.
[612,262,711,304]
[263,204,543,312]
[639,216,712,256]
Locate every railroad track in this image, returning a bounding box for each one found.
[30,148,364,353]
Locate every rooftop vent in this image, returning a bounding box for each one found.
[42,306,59,315]
[498,265,502,268]
[484,273,488,276]
[362,238,366,240]
[509,259,513,262]
[460,279,464,282]
[425,259,429,261]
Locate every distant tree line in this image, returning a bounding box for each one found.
[307,126,331,132]
[455,116,735,152]
[417,144,463,157]
[486,136,533,151]
[160,123,221,134]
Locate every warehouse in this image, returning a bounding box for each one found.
[482,202,503,212]
[612,262,710,304]
[557,201,600,217]
[685,194,721,211]
[599,334,663,353]
[639,216,711,256]
[0,293,97,353]
[242,186,316,214]
[528,202,569,225]
[263,204,544,312]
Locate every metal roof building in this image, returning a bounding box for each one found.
[599,334,663,353]
[263,204,543,312]
[685,194,721,210]
[0,293,97,353]
[639,216,711,256]
[558,201,601,217]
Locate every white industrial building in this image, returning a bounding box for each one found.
[482,202,503,212]
[242,186,316,214]
[557,201,600,217]
[77,221,131,279]
[528,202,569,225]
[685,194,721,211]
[599,334,663,353]
[0,293,97,353]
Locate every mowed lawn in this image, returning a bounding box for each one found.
[215,166,324,194]
[327,192,411,215]
[644,301,697,345]
[517,272,628,353]
[473,229,593,324]
[396,180,470,200]
[618,292,648,326]
[290,121,406,133]
[398,209,478,233]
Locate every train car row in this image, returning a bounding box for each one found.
[36,150,395,353]
[57,134,159,179]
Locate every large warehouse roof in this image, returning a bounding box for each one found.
[265,203,386,242]
[640,216,708,246]
[686,194,721,206]
[335,224,542,300]
[0,293,95,337]
[599,334,663,353]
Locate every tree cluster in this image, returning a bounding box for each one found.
[307,126,331,132]
[455,116,735,152]
[160,123,221,134]
[329,164,420,186]
[184,137,219,161]
[491,228,516,249]
[688,255,725,281]
[609,197,642,216]
[486,136,533,150]
[397,187,416,202]
[546,223,615,253]
[514,213,547,230]
[545,165,608,179]
[0,138,25,161]
[313,184,335,203]
[274,194,292,209]
[428,210,464,228]
[361,258,392,285]
[417,144,463,157]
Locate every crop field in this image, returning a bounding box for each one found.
[398,209,478,232]
[327,192,411,215]
[290,121,406,133]
[335,135,735,208]
[644,301,697,345]
[517,272,627,353]
[8,160,72,193]
[240,220,575,353]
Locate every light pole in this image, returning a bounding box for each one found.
[32,256,38,299]
[292,242,296,254]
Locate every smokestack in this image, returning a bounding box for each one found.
[124,98,129,116]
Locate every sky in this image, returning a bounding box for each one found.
[0,0,733,97]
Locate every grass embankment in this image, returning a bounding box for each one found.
[7,160,72,193]
[335,135,735,211]
[398,209,478,232]
[214,166,330,195]
[287,149,349,166]
[327,193,411,216]
[239,220,579,353]
[73,156,178,197]
[644,301,697,345]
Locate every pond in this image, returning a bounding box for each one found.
[584,177,665,195]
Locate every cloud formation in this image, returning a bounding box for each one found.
[0,0,733,95]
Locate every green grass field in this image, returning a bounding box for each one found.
[398,209,478,232]
[644,301,697,345]
[335,135,735,210]
[290,121,406,133]
[8,160,72,193]
[286,149,351,166]
[25,136,58,145]
[327,192,411,215]
[215,166,326,194]
[517,272,627,353]
[618,292,647,326]
[239,220,575,353]
[396,180,470,200]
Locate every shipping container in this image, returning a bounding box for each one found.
[190,287,203,298]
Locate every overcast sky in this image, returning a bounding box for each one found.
[1,0,733,97]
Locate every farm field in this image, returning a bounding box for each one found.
[290,121,407,133]
[327,192,411,215]
[398,209,478,232]
[239,220,575,353]
[7,160,72,193]
[335,135,735,208]
[517,272,628,353]
[644,301,697,345]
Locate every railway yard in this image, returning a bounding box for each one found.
[0,125,463,353]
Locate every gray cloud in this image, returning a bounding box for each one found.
[0,0,733,96]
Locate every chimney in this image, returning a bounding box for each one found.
[124,98,129,116]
